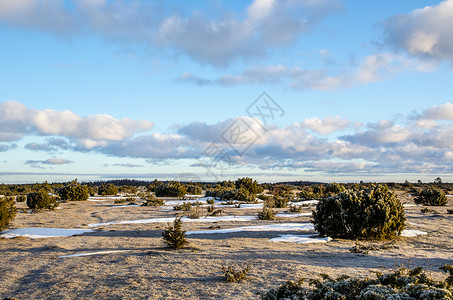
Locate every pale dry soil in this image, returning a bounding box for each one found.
[1,192,452,299]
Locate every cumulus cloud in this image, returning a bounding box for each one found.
[383,0,453,63]
[0,101,153,143]
[420,102,453,120]
[0,0,342,66]
[302,116,349,135]
[5,100,453,176]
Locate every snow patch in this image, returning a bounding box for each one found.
[186,223,314,235]
[60,250,132,258]
[269,234,331,244]
[0,228,94,239]
[276,212,311,218]
[401,229,427,237]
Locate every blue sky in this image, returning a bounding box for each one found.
[1,0,453,183]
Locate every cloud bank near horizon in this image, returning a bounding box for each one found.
[1,100,453,176]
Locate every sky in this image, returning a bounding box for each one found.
[1,0,453,184]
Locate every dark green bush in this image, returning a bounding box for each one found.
[312,185,406,240]
[162,217,188,249]
[186,185,202,195]
[57,180,89,201]
[325,182,345,195]
[154,182,187,198]
[261,266,453,299]
[98,183,118,196]
[26,190,59,210]
[0,197,17,231]
[414,188,447,206]
[15,195,26,202]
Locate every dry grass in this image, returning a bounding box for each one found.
[0,191,452,299]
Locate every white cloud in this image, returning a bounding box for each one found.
[0,0,342,67]
[383,0,453,63]
[177,53,429,91]
[420,102,453,120]
[302,116,349,135]
[0,101,154,142]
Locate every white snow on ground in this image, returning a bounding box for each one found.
[87,198,108,202]
[401,229,427,237]
[88,196,129,200]
[289,200,319,206]
[164,199,209,206]
[269,234,331,244]
[276,212,311,218]
[403,204,421,207]
[109,204,141,209]
[88,215,258,227]
[60,250,132,258]
[0,228,94,239]
[186,223,314,235]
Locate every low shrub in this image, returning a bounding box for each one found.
[206,198,215,205]
[187,206,202,219]
[174,202,193,211]
[447,209,453,214]
[57,180,89,201]
[414,188,447,206]
[261,266,453,299]
[114,197,135,204]
[162,217,188,249]
[141,197,164,207]
[26,190,59,210]
[312,185,406,240]
[222,265,250,283]
[0,196,17,231]
[288,204,302,213]
[273,196,289,208]
[155,182,187,198]
[258,207,276,220]
[186,185,202,195]
[15,195,26,202]
[98,183,118,196]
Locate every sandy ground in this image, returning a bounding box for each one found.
[0,191,452,299]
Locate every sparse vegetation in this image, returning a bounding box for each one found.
[261,266,453,299]
[141,194,164,206]
[415,188,448,206]
[349,240,398,255]
[288,204,302,213]
[222,265,250,283]
[162,217,188,249]
[0,196,17,231]
[258,206,277,220]
[312,184,406,240]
